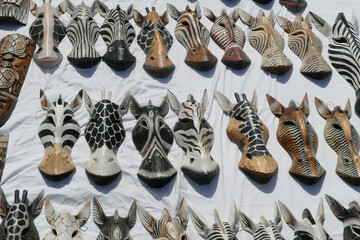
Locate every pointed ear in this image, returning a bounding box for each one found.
[268,10,276,27]
[0,187,9,217]
[160,10,169,25]
[344,99,352,119]
[352,11,359,35]
[251,90,258,112]
[276,15,293,33]
[40,89,53,111]
[161,208,171,221]
[278,201,297,230]
[29,189,44,217]
[65,0,75,16]
[257,9,265,17]
[126,201,137,229]
[314,97,331,120]
[167,3,180,20]
[235,8,253,27]
[89,0,98,17]
[214,91,234,114]
[203,7,216,22]
[75,200,91,226]
[316,198,325,225]
[299,93,310,117]
[159,95,170,116]
[194,2,202,19]
[229,200,240,233]
[239,210,255,234]
[92,197,105,226]
[167,90,180,115]
[133,9,144,27]
[325,194,347,222]
[266,94,285,117]
[309,11,331,37]
[83,90,95,114]
[29,0,37,16]
[305,13,312,29]
[129,95,143,118]
[70,89,83,112]
[274,202,282,230]
[137,204,157,234]
[126,4,134,19]
[119,92,129,116]
[45,199,57,226]
[57,0,67,15]
[97,0,109,18]
[177,197,189,229]
[189,207,209,238]
[201,89,209,113]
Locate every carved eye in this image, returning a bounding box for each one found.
[332,123,342,130]
[63,115,72,122]
[180,234,187,240]
[74,17,79,21]
[182,21,189,26]
[90,118,97,123]
[109,47,114,52]
[179,118,192,124]
[52,229,58,236]
[47,116,55,125]
[38,13,44,18]
[334,37,348,44]
[351,225,360,235]
[219,23,225,27]
[88,17,94,22]
[283,121,296,126]
[107,18,115,23]
[158,119,164,127]
[140,119,148,128]
[72,230,79,238]
[297,233,314,240]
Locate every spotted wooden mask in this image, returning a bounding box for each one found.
[0,188,44,240]
[0,132,8,183]
[0,0,31,24]
[215,91,277,184]
[0,34,35,127]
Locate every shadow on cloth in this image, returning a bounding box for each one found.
[184,171,219,197]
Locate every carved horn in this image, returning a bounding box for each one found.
[22,190,28,203]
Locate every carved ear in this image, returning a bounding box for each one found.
[309,12,331,37]
[160,10,169,25]
[75,200,91,227]
[251,91,258,112]
[236,8,253,26]
[189,207,209,238]
[92,197,105,226]
[274,202,282,230]
[83,90,95,114]
[278,201,297,230]
[276,15,293,33]
[159,95,170,116]
[177,197,189,229]
[314,97,331,120]
[137,204,157,234]
[167,3,180,20]
[167,90,180,115]
[161,208,171,221]
[40,89,54,111]
[203,7,216,22]
[214,90,234,114]
[65,0,75,16]
[195,2,202,19]
[201,89,209,113]
[352,11,359,35]
[129,95,143,118]
[344,99,352,119]
[29,0,38,16]
[268,10,276,27]
[325,194,347,222]
[119,92,129,116]
[0,187,9,217]
[257,9,265,17]
[266,94,285,117]
[305,13,312,29]
[70,89,83,113]
[299,93,310,117]
[89,0,98,17]
[97,0,109,18]
[45,199,57,226]
[239,210,255,234]
[57,0,67,15]
[229,200,240,233]
[127,4,134,19]
[126,201,137,229]
[316,198,325,225]
[29,189,44,217]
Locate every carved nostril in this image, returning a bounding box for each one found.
[150,56,155,60]
[344,158,351,164]
[93,158,98,163]
[191,48,197,54]
[166,55,169,59]
[297,158,303,163]
[108,158,114,163]
[190,158,194,163]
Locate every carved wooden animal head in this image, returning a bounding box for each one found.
[83,90,129,185]
[0,0,31,24]
[235,9,292,75]
[315,97,360,185]
[189,200,240,240]
[66,0,100,68]
[129,95,176,188]
[0,132,8,182]
[29,0,67,68]
[239,202,285,240]
[215,91,277,183]
[167,90,218,185]
[43,199,90,240]
[279,0,307,12]
[266,93,325,185]
[93,197,136,240]
[0,188,44,240]
[325,194,360,240]
[203,8,250,70]
[134,7,174,78]
[97,1,135,71]
[137,198,188,240]
[276,14,332,79]
[38,89,83,181]
[167,3,217,71]
[279,199,332,240]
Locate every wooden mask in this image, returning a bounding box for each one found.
[310,12,360,113]
[97,1,136,71]
[325,194,360,240]
[93,197,137,240]
[189,200,240,240]
[0,188,44,240]
[43,199,90,240]
[167,90,219,185]
[215,91,278,183]
[203,8,250,70]
[315,97,360,185]
[0,132,8,183]
[253,0,273,3]
[276,14,332,80]
[235,9,293,75]
[279,199,333,240]
[38,89,83,181]
[0,34,35,127]
[83,91,129,185]
[167,3,217,71]
[29,0,67,68]
[129,95,176,188]
[66,0,100,69]
[133,7,174,78]
[137,198,188,240]
[0,0,30,24]
[279,0,307,12]
[267,93,325,185]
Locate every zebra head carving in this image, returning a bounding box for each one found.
[133,7,174,78]
[38,89,83,181]
[0,0,30,24]
[239,202,285,240]
[93,197,137,240]
[325,194,360,240]
[65,0,100,69]
[266,93,325,185]
[235,9,293,75]
[97,1,136,71]
[189,200,240,240]
[276,14,332,79]
[315,97,360,186]
[167,3,218,71]
[137,198,188,240]
[203,8,250,70]
[310,12,360,113]
[215,91,277,183]
[167,90,219,185]
[29,0,67,68]
[0,188,44,240]
[43,199,90,240]
[83,90,129,185]
[279,199,333,240]
[129,95,176,188]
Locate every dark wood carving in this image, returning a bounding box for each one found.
[280,0,307,12]
[0,132,8,183]
[0,0,30,24]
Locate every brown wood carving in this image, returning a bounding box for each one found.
[0,132,8,182]
[0,34,35,127]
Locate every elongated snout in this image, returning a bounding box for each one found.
[261,44,292,75]
[289,156,325,185]
[102,40,136,71]
[181,155,219,185]
[34,46,62,68]
[185,45,217,71]
[300,50,331,80]
[222,45,251,70]
[336,153,360,186]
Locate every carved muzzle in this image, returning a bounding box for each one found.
[103,40,136,71]
[260,39,293,75]
[184,45,217,71]
[222,44,250,69]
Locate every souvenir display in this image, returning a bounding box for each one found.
[129,95,176,188]
[280,0,307,12]
[43,198,90,240]
[167,90,219,185]
[0,0,30,24]
[0,188,44,240]
[0,34,35,127]
[84,90,129,185]
[315,97,360,186]
[239,202,285,240]
[167,3,217,71]
[276,14,332,79]
[137,198,189,240]
[235,9,292,75]
[310,12,360,113]
[29,0,67,68]
[266,93,325,185]
[97,1,136,71]
[93,197,137,240]
[189,200,240,240]
[325,194,360,240]
[278,199,332,240]
[133,7,174,78]
[38,89,83,181]
[0,132,8,182]
[215,91,278,183]
[66,0,101,69]
[203,8,250,70]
